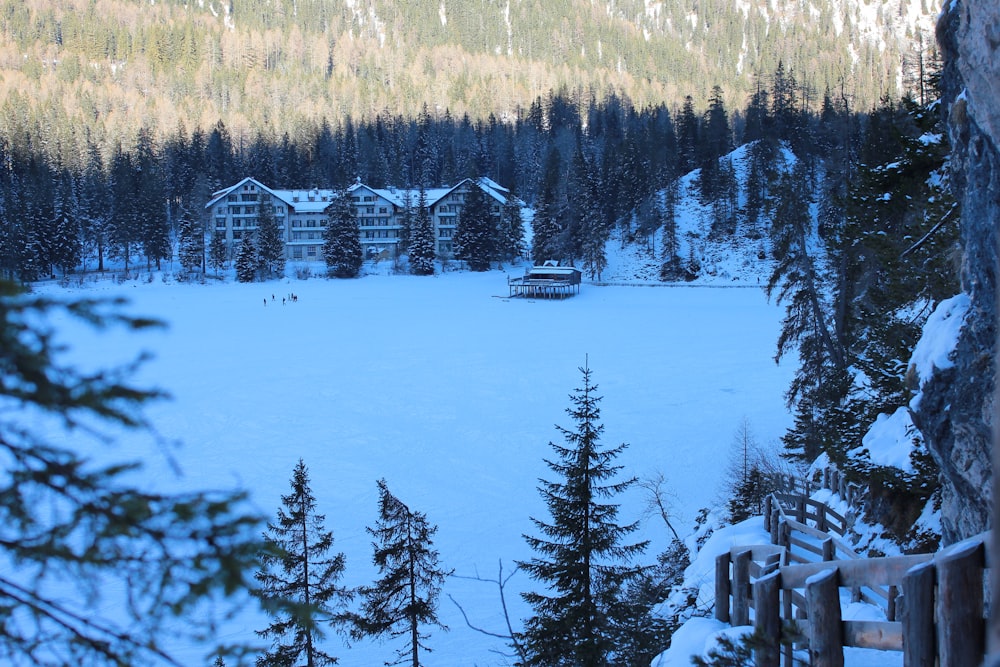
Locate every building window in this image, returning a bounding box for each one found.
[215,217,226,228]
[307,220,317,228]
[292,247,303,259]
[306,246,317,257]
[292,220,302,228]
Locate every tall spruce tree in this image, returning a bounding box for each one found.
[236,237,258,283]
[255,459,351,667]
[209,232,228,276]
[767,162,847,462]
[177,208,204,275]
[256,198,286,279]
[497,192,526,264]
[518,363,649,666]
[531,147,563,265]
[323,191,363,278]
[453,180,495,271]
[352,480,449,667]
[408,187,436,276]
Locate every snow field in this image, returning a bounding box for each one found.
[41,270,793,665]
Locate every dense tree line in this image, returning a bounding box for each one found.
[0,0,930,155]
[0,58,960,543]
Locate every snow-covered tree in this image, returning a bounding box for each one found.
[255,459,351,667]
[236,237,258,283]
[256,197,286,279]
[496,192,526,264]
[408,187,436,276]
[208,232,228,276]
[177,208,204,275]
[352,480,448,667]
[323,191,363,278]
[453,181,495,271]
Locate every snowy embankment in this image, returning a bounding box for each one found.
[41,269,793,666]
[656,292,972,667]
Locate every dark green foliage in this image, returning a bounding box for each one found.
[236,237,258,283]
[177,209,204,275]
[766,162,847,462]
[727,467,769,524]
[255,459,351,667]
[0,280,263,665]
[518,363,650,666]
[256,198,286,279]
[352,480,449,667]
[323,191,363,278]
[690,632,753,667]
[208,232,228,275]
[496,193,526,264]
[408,188,436,276]
[530,147,563,265]
[453,180,496,271]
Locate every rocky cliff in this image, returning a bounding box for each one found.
[912,0,999,545]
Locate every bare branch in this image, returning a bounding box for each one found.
[448,560,526,663]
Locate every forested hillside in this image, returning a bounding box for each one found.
[0,0,938,165]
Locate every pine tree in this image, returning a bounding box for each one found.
[497,192,526,264]
[50,172,82,277]
[408,187,436,276]
[255,459,351,667]
[453,180,495,271]
[0,280,261,665]
[323,191,363,278]
[352,479,449,667]
[767,163,847,461]
[177,208,204,275]
[134,127,170,271]
[256,197,286,279]
[236,237,258,283]
[518,362,649,666]
[531,147,563,265]
[209,232,228,276]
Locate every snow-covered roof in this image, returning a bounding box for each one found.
[208,176,515,213]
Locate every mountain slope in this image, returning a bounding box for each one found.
[0,0,938,153]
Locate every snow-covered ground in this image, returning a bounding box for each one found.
[39,267,794,666]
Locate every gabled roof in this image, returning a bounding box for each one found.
[205,176,279,209]
[208,176,520,213]
[206,177,338,214]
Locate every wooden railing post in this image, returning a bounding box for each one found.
[753,571,782,667]
[902,560,935,667]
[831,468,840,494]
[796,496,806,523]
[764,495,773,532]
[732,549,752,626]
[821,537,835,561]
[823,467,831,490]
[816,503,828,531]
[807,568,844,667]
[936,539,985,667]
[715,552,732,623]
[770,508,781,545]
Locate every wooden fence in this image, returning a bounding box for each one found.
[714,468,989,667]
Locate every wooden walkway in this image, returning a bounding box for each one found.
[714,467,990,667]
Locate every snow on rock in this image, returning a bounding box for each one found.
[908,293,970,398]
[848,406,921,473]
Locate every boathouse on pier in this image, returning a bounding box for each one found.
[508,263,582,299]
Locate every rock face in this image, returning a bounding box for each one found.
[912,0,1000,545]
